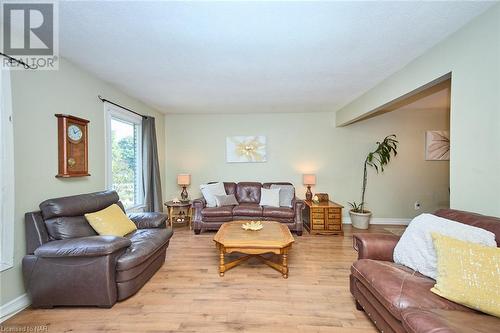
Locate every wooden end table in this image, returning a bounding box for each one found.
[164,201,193,229]
[213,221,294,278]
[302,200,344,235]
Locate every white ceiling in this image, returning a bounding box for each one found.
[58,1,494,114]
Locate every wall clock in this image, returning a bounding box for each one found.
[55,114,90,177]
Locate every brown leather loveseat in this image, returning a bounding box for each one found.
[23,190,173,308]
[350,209,500,333]
[193,182,304,235]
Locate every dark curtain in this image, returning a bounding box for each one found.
[142,116,163,212]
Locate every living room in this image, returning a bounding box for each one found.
[1,1,499,332]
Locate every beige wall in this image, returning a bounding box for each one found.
[336,3,500,216]
[165,106,450,220]
[0,58,165,306]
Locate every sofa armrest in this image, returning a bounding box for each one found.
[128,212,167,229]
[192,197,206,234]
[34,236,131,258]
[293,197,304,211]
[352,233,400,261]
[292,198,305,235]
[192,197,206,209]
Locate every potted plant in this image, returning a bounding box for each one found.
[349,135,398,229]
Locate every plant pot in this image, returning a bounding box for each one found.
[349,210,372,229]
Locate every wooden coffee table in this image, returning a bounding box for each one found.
[213,221,295,278]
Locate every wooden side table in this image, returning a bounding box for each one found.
[302,200,344,235]
[164,201,193,229]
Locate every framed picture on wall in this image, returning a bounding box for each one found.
[425,130,450,160]
[226,136,267,163]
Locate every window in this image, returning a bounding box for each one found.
[105,104,143,210]
[1,68,14,272]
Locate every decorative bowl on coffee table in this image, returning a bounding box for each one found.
[241,221,263,231]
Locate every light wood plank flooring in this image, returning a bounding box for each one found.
[4,225,404,333]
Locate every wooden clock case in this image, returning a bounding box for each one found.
[55,114,90,178]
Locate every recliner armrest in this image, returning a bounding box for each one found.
[128,212,167,229]
[34,236,131,258]
[352,233,400,261]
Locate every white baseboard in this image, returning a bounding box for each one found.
[0,293,30,323]
[343,216,411,225]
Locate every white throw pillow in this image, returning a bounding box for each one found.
[200,182,226,208]
[270,184,294,208]
[393,213,496,279]
[259,188,280,207]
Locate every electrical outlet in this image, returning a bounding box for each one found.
[414,202,421,210]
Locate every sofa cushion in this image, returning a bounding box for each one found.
[201,216,234,223]
[263,207,294,219]
[236,182,261,204]
[44,216,98,240]
[41,190,121,240]
[402,308,499,333]
[351,259,473,320]
[201,206,234,218]
[40,190,120,219]
[223,182,237,196]
[233,203,263,217]
[117,228,173,271]
[434,209,500,245]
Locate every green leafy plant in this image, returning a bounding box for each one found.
[349,135,399,213]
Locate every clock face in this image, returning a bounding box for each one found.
[67,124,83,142]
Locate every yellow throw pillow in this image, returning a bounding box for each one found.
[85,204,137,237]
[431,232,500,317]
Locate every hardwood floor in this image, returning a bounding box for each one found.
[4,225,404,333]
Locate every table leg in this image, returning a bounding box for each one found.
[189,206,193,230]
[282,253,288,279]
[219,248,225,277]
[168,207,173,227]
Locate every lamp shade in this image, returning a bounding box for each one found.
[303,174,316,185]
[177,174,191,186]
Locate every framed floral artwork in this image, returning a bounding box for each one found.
[425,130,450,160]
[226,136,267,163]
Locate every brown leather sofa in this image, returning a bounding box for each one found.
[23,190,173,308]
[350,209,500,333]
[193,182,304,235]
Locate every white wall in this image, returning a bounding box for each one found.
[0,58,165,308]
[336,3,500,216]
[165,105,450,220]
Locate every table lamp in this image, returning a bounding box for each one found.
[303,174,316,201]
[177,174,191,201]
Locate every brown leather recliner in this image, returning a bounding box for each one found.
[23,190,173,308]
[350,209,500,333]
[192,182,304,235]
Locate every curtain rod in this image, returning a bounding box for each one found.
[98,95,147,118]
[0,52,35,69]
